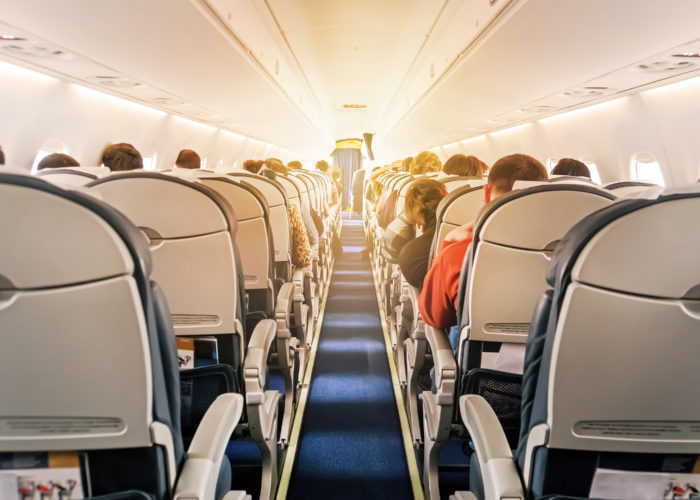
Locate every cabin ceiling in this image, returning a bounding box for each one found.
[2,0,700,161]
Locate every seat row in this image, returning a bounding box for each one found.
[0,165,341,500]
[365,171,700,499]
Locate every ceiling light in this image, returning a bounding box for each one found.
[0,34,24,41]
[341,104,368,109]
[562,86,615,99]
[672,52,700,58]
[2,42,71,59]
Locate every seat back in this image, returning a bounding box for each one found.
[392,176,419,219]
[88,173,245,367]
[0,173,182,499]
[429,185,485,265]
[36,166,111,187]
[463,185,615,364]
[198,176,275,317]
[292,172,319,213]
[440,175,487,193]
[228,173,291,270]
[604,180,657,197]
[518,186,700,497]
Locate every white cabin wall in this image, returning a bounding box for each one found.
[0,60,301,170]
[442,76,700,186]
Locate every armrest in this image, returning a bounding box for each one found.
[174,393,244,500]
[459,395,524,500]
[274,281,295,338]
[425,325,456,405]
[244,319,276,405]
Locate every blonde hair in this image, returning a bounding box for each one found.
[410,151,442,176]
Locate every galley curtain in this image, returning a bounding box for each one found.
[332,147,362,209]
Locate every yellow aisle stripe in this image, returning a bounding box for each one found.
[371,262,425,500]
[276,257,335,499]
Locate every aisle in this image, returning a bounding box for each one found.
[287,214,413,499]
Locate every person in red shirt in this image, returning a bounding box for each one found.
[419,154,548,331]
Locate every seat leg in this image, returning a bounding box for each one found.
[405,336,426,448]
[247,391,280,500]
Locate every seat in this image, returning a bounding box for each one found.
[87,172,280,500]
[0,172,248,500]
[422,184,616,499]
[460,184,700,500]
[396,185,486,449]
[604,180,657,197]
[197,175,309,447]
[35,166,111,187]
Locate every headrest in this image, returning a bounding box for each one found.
[440,176,487,193]
[166,168,218,181]
[549,185,700,299]
[276,176,301,199]
[549,175,596,185]
[435,185,485,225]
[0,173,151,289]
[88,172,233,239]
[227,172,287,204]
[511,180,549,190]
[604,181,656,191]
[474,184,615,251]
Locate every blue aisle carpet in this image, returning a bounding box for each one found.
[288,213,413,499]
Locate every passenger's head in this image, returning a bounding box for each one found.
[315,160,329,172]
[404,178,448,228]
[243,159,265,174]
[400,156,415,173]
[175,149,201,169]
[0,146,5,165]
[101,143,143,172]
[486,154,548,202]
[37,153,80,171]
[551,158,591,178]
[287,160,302,170]
[411,151,442,176]
[442,154,488,177]
[331,167,341,181]
[265,158,288,176]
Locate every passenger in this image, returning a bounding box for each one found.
[315,160,329,172]
[441,154,488,177]
[377,151,441,230]
[101,143,143,172]
[175,149,201,169]
[249,158,312,268]
[37,153,80,170]
[409,151,442,177]
[551,157,591,178]
[243,159,265,174]
[287,160,303,170]
[401,156,415,173]
[398,179,448,289]
[330,168,342,206]
[419,154,548,332]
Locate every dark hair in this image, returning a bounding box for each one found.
[315,160,329,172]
[37,153,80,171]
[404,178,448,226]
[243,159,265,174]
[287,160,302,170]
[488,154,548,193]
[101,143,143,171]
[551,158,591,178]
[401,156,415,172]
[411,151,442,176]
[265,158,288,176]
[0,146,5,165]
[175,149,201,169]
[442,154,488,177]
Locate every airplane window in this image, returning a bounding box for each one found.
[578,156,602,184]
[546,158,558,173]
[142,154,158,171]
[200,158,207,170]
[631,153,664,185]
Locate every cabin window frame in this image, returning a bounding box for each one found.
[630,152,665,186]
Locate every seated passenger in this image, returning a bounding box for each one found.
[398,179,448,289]
[101,143,143,171]
[175,149,201,169]
[377,151,441,229]
[315,160,330,173]
[419,153,548,330]
[287,160,303,170]
[246,158,312,268]
[37,153,80,170]
[401,156,415,173]
[551,157,591,178]
[441,153,488,177]
[331,167,342,206]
